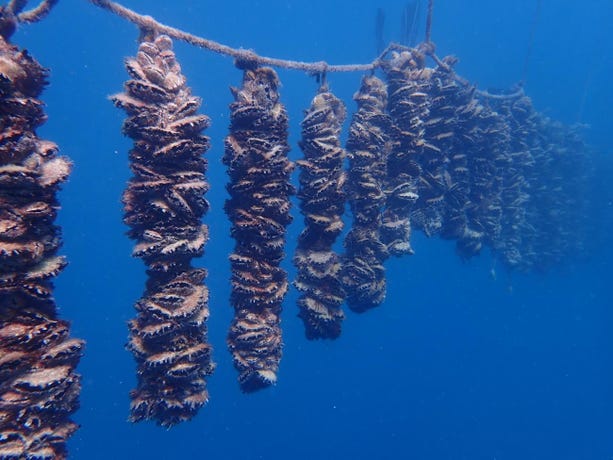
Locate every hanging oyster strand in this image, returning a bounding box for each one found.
[455,89,508,259]
[0,34,83,459]
[421,58,476,252]
[381,49,431,257]
[112,32,214,427]
[410,56,507,260]
[294,85,347,339]
[342,75,392,312]
[224,65,293,391]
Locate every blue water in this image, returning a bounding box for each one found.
[13,0,613,458]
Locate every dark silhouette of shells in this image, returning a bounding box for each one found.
[111,33,214,427]
[224,66,293,392]
[484,93,590,272]
[0,35,83,460]
[408,62,453,239]
[456,94,508,259]
[294,86,347,339]
[342,75,391,312]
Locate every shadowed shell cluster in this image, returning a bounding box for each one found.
[224,66,294,392]
[485,94,590,272]
[111,34,214,427]
[0,35,83,459]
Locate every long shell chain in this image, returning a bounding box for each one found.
[112,33,214,427]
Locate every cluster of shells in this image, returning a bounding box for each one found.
[224,66,294,392]
[380,50,430,257]
[111,34,214,427]
[110,41,592,413]
[342,75,392,312]
[485,94,590,272]
[408,56,509,259]
[454,87,508,259]
[293,48,591,337]
[0,36,83,459]
[2,28,593,456]
[383,49,590,273]
[293,88,347,339]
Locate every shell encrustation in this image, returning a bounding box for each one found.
[342,75,391,312]
[0,35,83,459]
[294,87,347,339]
[112,33,214,427]
[224,65,294,392]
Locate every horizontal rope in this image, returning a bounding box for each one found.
[90,0,380,73]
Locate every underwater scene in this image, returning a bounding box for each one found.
[1,0,612,458]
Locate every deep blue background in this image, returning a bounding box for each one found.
[12,0,613,459]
